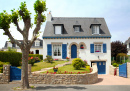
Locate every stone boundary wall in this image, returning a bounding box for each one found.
[127,62,130,78]
[0,65,10,84]
[28,63,98,84]
[109,65,119,76]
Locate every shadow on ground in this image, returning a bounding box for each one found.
[36,86,87,90]
[95,78,103,84]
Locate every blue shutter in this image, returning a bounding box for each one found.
[90,44,94,53]
[103,44,107,53]
[47,44,52,56]
[62,44,67,59]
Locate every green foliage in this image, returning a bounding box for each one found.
[0,51,22,66]
[0,11,11,29]
[29,54,43,60]
[72,58,84,70]
[7,47,17,52]
[116,53,128,63]
[112,63,119,67]
[44,55,53,63]
[19,2,31,19]
[0,61,10,73]
[111,41,127,58]
[11,9,19,23]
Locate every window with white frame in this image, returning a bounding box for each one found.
[74,27,80,32]
[55,26,62,34]
[95,44,102,52]
[53,44,61,56]
[35,41,40,46]
[7,42,12,47]
[92,25,99,34]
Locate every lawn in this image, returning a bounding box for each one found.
[18,61,67,72]
[42,64,90,74]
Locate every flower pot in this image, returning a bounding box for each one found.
[53,69,58,72]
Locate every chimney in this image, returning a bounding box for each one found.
[47,11,52,21]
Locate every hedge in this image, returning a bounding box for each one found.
[0,51,43,66]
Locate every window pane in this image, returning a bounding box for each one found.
[55,26,61,34]
[95,44,101,52]
[53,45,61,56]
[93,26,99,34]
[75,27,80,32]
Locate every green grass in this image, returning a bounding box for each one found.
[42,64,90,74]
[18,61,67,72]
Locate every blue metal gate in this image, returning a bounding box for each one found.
[71,44,77,58]
[119,63,127,78]
[91,61,106,74]
[10,66,21,81]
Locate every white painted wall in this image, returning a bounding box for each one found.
[128,50,130,55]
[43,38,111,74]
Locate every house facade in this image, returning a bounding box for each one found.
[125,37,130,55]
[2,39,43,54]
[43,12,111,74]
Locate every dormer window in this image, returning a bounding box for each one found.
[55,26,62,34]
[92,25,99,34]
[73,25,81,32]
[35,41,40,46]
[7,42,12,47]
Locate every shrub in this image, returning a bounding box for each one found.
[0,51,22,66]
[112,63,119,67]
[72,58,84,70]
[29,54,43,60]
[116,53,128,63]
[44,55,53,63]
[28,57,35,66]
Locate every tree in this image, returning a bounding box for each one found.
[0,0,47,89]
[111,41,127,59]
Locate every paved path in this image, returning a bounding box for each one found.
[0,84,130,91]
[32,61,72,74]
[93,74,130,85]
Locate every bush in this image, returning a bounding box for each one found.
[28,57,35,66]
[112,63,119,67]
[116,53,128,63]
[29,54,43,60]
[0,61,10,73]
[72,58,84,70]
[0,51,22,66]
[44,55,53,63]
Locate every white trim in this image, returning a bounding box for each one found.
[52,44,62,59]
[35,41,40,46]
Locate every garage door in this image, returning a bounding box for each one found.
[91,61,106,74]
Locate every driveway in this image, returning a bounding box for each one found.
[93,74,130,85]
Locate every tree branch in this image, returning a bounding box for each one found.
[14,20,23,34]
[4,29,23,49]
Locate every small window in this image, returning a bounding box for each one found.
[95,44,102,53]
[55,26,62,34]
[7,42,12,47]
[92,25,99,34]
[74,27,80,32]
[35,42,40,46]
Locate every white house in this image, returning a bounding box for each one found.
[125,37,130,55]
[43,12,111,74]
[2,39,43,54]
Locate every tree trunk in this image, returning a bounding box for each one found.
[21,49,29,89]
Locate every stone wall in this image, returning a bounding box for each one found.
[127,62,130,78]
[0,65,10,84]
[28,63,98,84]
[109,65,119,76]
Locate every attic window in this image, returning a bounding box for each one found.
[7,42,12,47]
[73,25,81,32]
[55,26,62,34]
[92,25,99,34]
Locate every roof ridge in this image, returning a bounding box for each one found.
[53,17,104,19]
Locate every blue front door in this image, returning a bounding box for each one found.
[91,61,106,74]
[71,44,77,58]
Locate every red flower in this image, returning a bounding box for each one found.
[81,46,84,49]
[71,72,72,74]
[31,57,33,59]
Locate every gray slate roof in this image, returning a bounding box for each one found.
[43,17,111,37]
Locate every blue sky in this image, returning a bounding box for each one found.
[0,0,130,48]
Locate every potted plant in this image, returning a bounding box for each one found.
[96,50,100,52]
[53,66,58,72]
[66,57,70,61]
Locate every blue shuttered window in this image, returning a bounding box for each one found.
[103,44,107,53]
[62,44,67,59]
[47,44,52,56]
[90,44,94,53]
